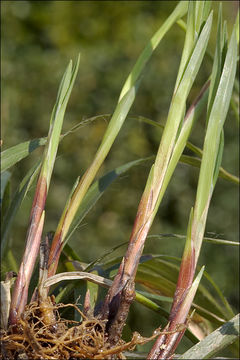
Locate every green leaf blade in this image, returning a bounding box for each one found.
[1,138,46,173]
[195,27,238,221]
[1,162,41,258]
[119,1,188,100]
[179,314,239,359]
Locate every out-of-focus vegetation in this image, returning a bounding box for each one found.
[1,1,239,353]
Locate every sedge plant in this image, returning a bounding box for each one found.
[1,1,239,359]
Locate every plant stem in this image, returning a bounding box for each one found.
[8,209,45,325]
[100,81,210,344]
[8,58,79,325]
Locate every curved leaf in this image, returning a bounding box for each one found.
[1,114,110,174]
[1,138,46,174]
[64,157,153,246]
[1,162,41,259]
[47,2,189,279]
[1,171,11,221]
[179,314,239,359]
[148,234,240,247]
[135,256,233,325]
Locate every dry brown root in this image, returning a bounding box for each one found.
[0,299,163,360]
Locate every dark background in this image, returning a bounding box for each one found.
[1,0,239,353]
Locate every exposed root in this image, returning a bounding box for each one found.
[0,299,162,359]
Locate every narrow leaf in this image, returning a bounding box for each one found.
[119,1,188,100]
[1,172,11,223]
[194,26,238,263]
[1,138,46,173]
[9,56,80,323]
[1,162,41,258]
[151,13,213,219]
[1,171,11,201]
[148,234,240,247]
[48,154,153,279]
[148,267,205,359]
[1,114,109,174]
[212,130,224,187]
[179,314,239,359]
[207,3,223,121]
[51,2,189,269]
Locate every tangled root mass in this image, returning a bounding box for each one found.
[0,299,161,359]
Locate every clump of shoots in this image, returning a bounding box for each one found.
[1,2,239,359]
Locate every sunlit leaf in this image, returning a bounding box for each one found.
[1,138,46,174]
[179,313,239,359]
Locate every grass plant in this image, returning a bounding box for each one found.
[1,1,239,359]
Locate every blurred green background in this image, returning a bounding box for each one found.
[1,0,239,353]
